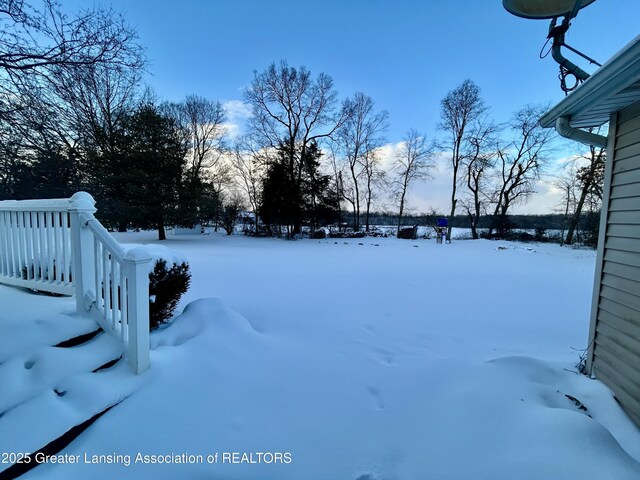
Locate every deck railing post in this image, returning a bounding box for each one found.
[123,247,152,374]
[69,192,97,315]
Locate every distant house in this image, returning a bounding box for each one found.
[541,35,640,425]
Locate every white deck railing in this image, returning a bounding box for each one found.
[0,192,151,374]
[0,199,74,294]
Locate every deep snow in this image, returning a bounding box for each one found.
[2,232,640,479]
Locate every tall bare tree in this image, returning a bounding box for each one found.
[439,79,485,240]
[164,95,226,182]
[162,96,227,226]
[393,129,434,233]
[461,119,499,239]
[244,60,349,234]
[360,148,387,232]
[327,144,347,231]
[335,92,388,231]
[490,105,554,236]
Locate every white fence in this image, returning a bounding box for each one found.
[0,192,151,374]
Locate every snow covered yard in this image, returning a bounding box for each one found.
[3,233,640,479]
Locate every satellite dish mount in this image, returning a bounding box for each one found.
[503,0,601,93]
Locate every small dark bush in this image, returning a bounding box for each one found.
[397,226,418,240]
[366,227,390,238]
[581,211,600,247]
[311,229,327,239]
[513,231,534,242]
[328,230,366,239]
[149,259,191,330]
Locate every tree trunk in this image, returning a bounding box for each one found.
[158,223,166,241]
[365,200,371,232]
[565,185,590,245]
[448,166,458,241]
[467,209,478,240]
[350,164,360,231]
[397,194,406,235]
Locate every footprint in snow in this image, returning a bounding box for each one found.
[24,360,35,370]
[367,386,385,410]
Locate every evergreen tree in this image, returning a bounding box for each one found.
[259,139,338,236]
[118,104,187,240]
[11,147,80,200]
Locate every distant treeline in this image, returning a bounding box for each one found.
[364,212,597,231]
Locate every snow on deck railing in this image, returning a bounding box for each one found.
[0,192,151,374]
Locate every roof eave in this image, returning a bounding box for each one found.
[540,34,640,129]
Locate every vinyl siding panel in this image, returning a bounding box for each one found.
[606,210,640,225]
[609,197,640,212]
[604,248,640,267]
[598,297,640,324]
[611,168,640,187]
[592,357,640,426]
[591,102,640,427]
[615,128,640,150]
[601,272,640,296]
[615,141,640,162]
[605,237,640,255]
[609,182,640,200]
[597,308,640,342]
[613,156,640,175]
[618,101,640,125]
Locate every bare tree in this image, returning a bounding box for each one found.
[161,95,227,227]
[0,1,140,71]
[327,144,346,231]
[335,92,388,231]
[490,105,554,236]
[231,137,265,232]
[460,119,499,239]
[164,95,226,182]
[393,129,434,234]
[0,4,144,216]
[563,145,605,245]
[221,191,245,235]
[244,60,349,234]
[439,79,485,240]
[0,1,143,120]
[210,159,234,231]
[554,166,580,245]
[360,148,387,232]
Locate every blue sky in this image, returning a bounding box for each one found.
[65,0,639,213]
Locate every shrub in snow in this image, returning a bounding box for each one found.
[149,259,191,330]
[122,244,191,330]
[311,229,327,239]
[397,226,417,240]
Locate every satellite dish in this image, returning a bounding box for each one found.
[503,0,597,19]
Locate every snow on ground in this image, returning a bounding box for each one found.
[3,232,640,479]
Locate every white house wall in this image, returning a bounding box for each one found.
[589,101,640,426]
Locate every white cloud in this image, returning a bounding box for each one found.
[222,100,252,138]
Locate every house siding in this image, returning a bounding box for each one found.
[589,101,640,426]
